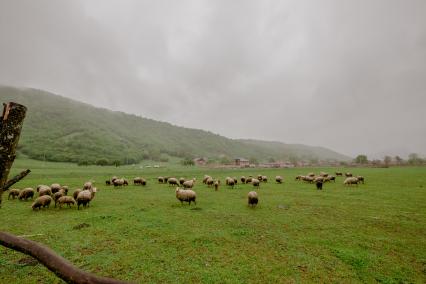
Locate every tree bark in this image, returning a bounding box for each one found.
[2,169,31,191]
[0,102,27,208]
[0,232,130,284]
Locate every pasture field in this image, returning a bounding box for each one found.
[0,159,425,283]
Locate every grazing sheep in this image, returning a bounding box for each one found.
[50,183,61,194]
[261,176,268,183]
[257,175,263,182]
[168,178,179,186]
[105,180,111,186]
[295,175,303,181]
[214,180,220,191]
[344,177,359,186]
[8,189,20,199]
[134,177,143,185]
[175,188,196,205]
[345,172,353,177]
[303,176,314,183]
[123,179,129,186]
[335,172,343,176]
[57,196,76,209]
[247,191,258,207]
[113,178,124,187]
[241,176,246,183]
[31,195,52,210]
[275,176,283,184]
[324,176,336,183]
[357,176,365,184]
[140,178,147,186]
[158,177,165,183]
[36,185,49,192]
[225,177,235,189]
[111,176,118,183]
[307,172,315,177]
[319,172,329,177]
[183,178,196,189]
[206,177,214,187]
[164,177,170,183]
[233,177,238,185]
[73,189,82,200]
[179,177,186,185]
[245,177,253,184]
[251,178,260,188]
[60,186,69,195]
[19,188,35,201]
[53,190,65,207]
[314,176,325,183]
[83,182,93,191]
[76,187,97,210]
[38,187,52,197]
[202,175,211,184]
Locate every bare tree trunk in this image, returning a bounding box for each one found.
[0,232,130,284]
[0,102,27,208]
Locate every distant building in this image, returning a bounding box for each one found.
[235,158,250,167]
[193,157,208,166]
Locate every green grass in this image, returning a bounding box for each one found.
[1,159,425,283]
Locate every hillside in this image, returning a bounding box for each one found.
[0,86,351,164]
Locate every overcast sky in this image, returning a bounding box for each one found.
[1,0,425,158]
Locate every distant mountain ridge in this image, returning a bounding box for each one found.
[0,85,351,164]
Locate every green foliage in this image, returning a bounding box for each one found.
[354,154,368,164]
[1,159,425,283]
[96,158,109,166]
[0,86,352,164]
[181,158,194,166]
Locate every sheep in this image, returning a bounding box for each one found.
[57,196,76,209]
[257,175,263,182]
[214,180,220,191]
[53,188,67,207]
[39,186,52,197]
[233,177,238,185]
[51,183,61,194]
[123,179,129,186]
[307,172,315,177]
[357,176,365,184]
[275,176,283,184]
[73,189,82,200]
[205,177,214,187]
[60,186,69,195]
[158,176,165,184]
[175,187,196,205]
[164,177,170,183]
[241,176,246,183]
[324,176,336,183]
[31,195,52,210]
[19,188,35,201]
[251,178,260,188]
[303,176,314,183]
[314,176,325,183]
[113,178,124,187]
[225,177,235,188]
[183,178,196,189]
[202,175,211,184]
[261,176,268,183]
[344,177,359,186]
[319,172,329,177]
[134,177,143,185]
[76,187,97,210]
[140,178,147,186]
[105,180,111,186]
[247,191,258,207]
[168,178,179,186]
[295,175,303,181]
[8,189,20,199]
[245,177,253,184]
[83,181,93,191]
[179,177,186,185]
[111,176,118,183]
[335,172,343,176]
[345,172,353,177]
[36,185,50,192]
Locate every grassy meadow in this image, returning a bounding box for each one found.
[0,159,425,283]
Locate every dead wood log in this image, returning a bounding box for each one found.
[0,232,129,284]
[2,169,31,191]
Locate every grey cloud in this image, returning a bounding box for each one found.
[0,0,425,158]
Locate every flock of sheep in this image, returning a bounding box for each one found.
[8,181,97,210]
[7,171,365,211]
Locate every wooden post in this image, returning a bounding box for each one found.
[0,102,27,208]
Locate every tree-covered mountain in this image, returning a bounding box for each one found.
[1,86,351,164]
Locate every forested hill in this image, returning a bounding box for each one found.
[1,86,351,164]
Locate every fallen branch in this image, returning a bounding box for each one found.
[2,169,31,191]
[0,231,130,284]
